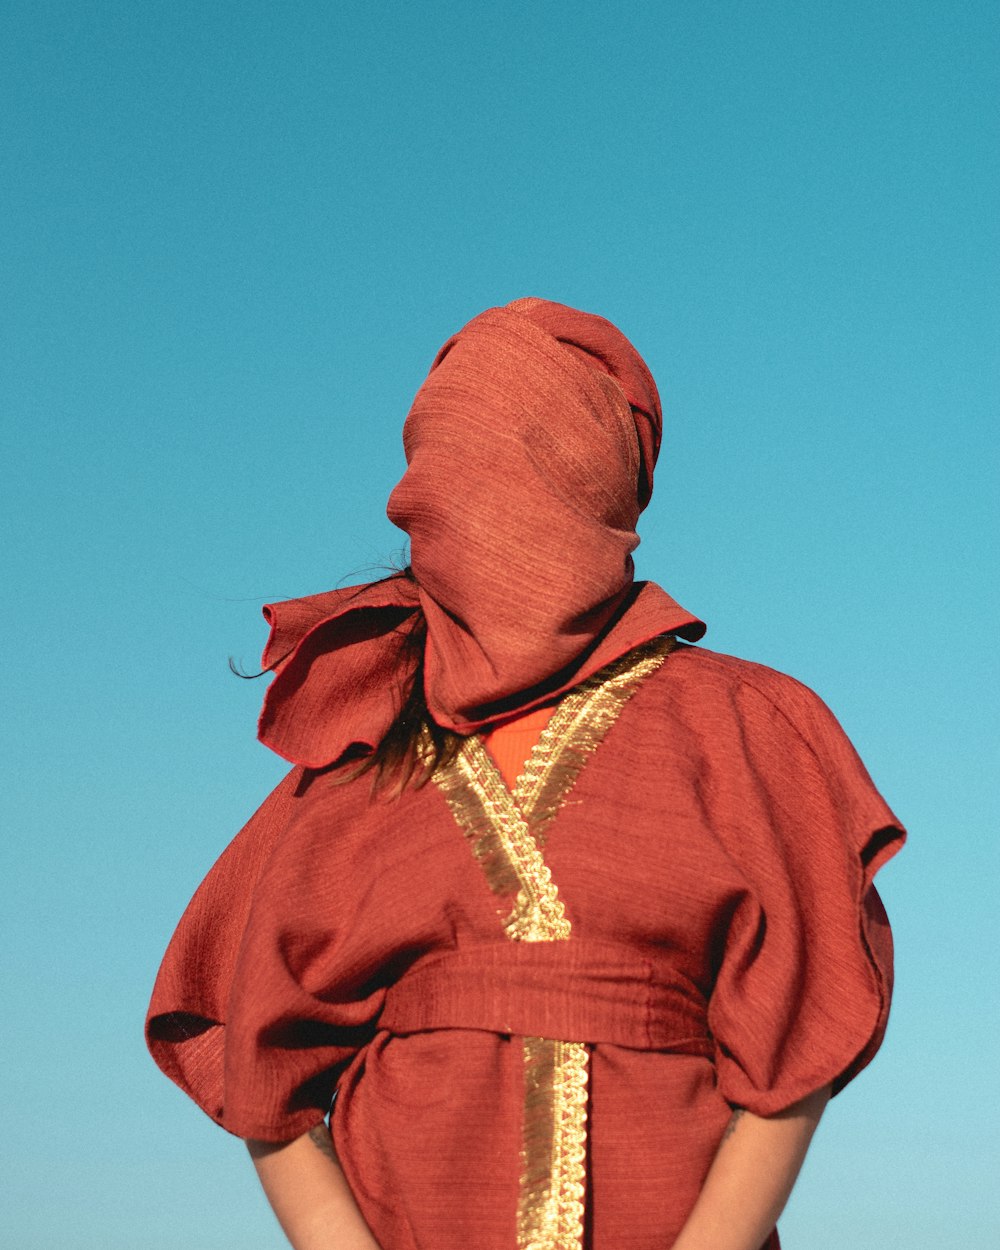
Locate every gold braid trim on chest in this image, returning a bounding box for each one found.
[433,742,571,941]
[431,634,676,1250]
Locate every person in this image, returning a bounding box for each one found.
[146,298,905,1250]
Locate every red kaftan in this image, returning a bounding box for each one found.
[147,638,904,1250]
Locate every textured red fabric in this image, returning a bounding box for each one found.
[147,643,904,1250]
[389,299,674,729]
[379,943,714,1053]
[256,298,705,768]
[430,297,664,507]
[257,578,702,769]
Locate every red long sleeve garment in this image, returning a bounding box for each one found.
[147,637,903,1250]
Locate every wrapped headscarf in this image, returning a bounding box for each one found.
[258,298,704,769]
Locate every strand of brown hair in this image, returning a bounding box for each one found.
[332,571,461,797]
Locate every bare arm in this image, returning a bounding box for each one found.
[670,1085,831,1250]
[246,1123,382,1250]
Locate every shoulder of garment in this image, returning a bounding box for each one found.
[636,642,906,1113]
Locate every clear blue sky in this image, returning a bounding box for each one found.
[2,2,997,1246]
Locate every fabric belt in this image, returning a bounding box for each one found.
[380,941,712,1055]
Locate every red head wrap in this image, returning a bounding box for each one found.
[258,299,703,768]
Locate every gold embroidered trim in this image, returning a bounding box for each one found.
[431,636,676,1250]
[433,739,571,941]
[518,1038,589,1250]
[513,634,676,840]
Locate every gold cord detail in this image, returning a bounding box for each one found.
[513,635,676,841]
[518,1038,590,1250]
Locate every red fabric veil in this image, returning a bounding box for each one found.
[257,298,704,770]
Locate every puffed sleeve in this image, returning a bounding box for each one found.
[146,768,384,1141]
[706,674,905,1116]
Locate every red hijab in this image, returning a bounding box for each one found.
[258,299,704,769]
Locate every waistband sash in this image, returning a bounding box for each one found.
[380,941,712,1055]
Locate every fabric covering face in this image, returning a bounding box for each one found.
[256,298,706,769]
[387,300,659,730]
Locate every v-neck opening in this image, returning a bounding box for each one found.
[458,633,678,831]
[481,705,557,793]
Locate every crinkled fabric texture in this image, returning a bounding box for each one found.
[256,298,705,768]
[147,644,904,1250]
